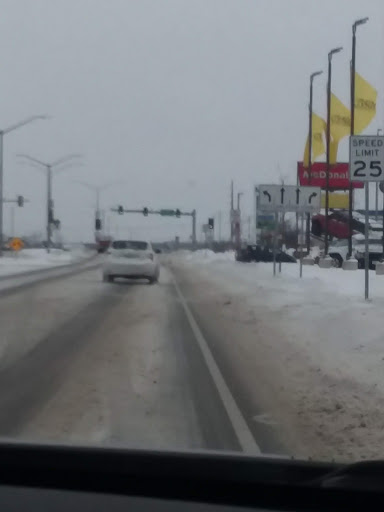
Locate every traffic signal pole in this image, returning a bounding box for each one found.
[111,207,197,248]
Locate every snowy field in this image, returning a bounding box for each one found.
[0,247,91,277]
[170,249,384,461]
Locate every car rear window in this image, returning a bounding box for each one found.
[112,241,148,250]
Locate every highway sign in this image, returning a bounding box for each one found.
[9,238,23,252]
[350,135,384,182]
[258,185,321,212]
[160,209,175,216]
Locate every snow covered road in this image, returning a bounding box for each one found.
[0,253,382,462]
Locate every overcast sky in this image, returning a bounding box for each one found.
[0,0,383,242]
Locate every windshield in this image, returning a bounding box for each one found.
[112,241,148,250]
[1,0,384,469]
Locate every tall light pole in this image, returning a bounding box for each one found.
[237,191,243,210]
[348,17,368,257]
[75,180,121,234]
[0,115,48,255]
[236,192,243,248]
[307,70,323,252]
[325,47,343,256]
[18,153,81,252]
[375,128,383,221]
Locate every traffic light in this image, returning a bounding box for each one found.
[17,195,24,207]
[175,209,181,218]
[118,205,124,215]
[95,218,102,230]
[208,217,214,230]
[143,207,149,216]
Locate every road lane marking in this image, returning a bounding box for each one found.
[172,276,261,454]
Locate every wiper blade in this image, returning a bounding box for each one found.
[309,460,384,491]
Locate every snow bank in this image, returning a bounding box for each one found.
[175,249,235,264]
[0,247,90,276]
[172,254,384,461]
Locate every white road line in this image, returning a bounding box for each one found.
[172,275,261,454]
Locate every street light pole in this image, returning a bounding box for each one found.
[348,17,368,257]
[0,115,47,256]
[325,47,343,256]
[18,153,81,253]
[375,128,383,222]
[47,165,53,252]
[237,192,243,210]
[307,70,323,253]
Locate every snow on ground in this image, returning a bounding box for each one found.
[180,249,236,263]
[0,247,90,276]
[170,250,384,461]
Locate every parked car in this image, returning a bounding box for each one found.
[327,234,383,269]
[353,234,383,270]
[328,238,351,267]
[311,212,352,239]
[102,240,160,283]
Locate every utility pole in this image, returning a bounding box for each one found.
[0,115,47,256]
[192,209,196,248]
[10,207,15,237]
[348,17,368,257]
[74,180,120,239]
[230,180,234,243]
[307,70,323,253]
[235,192,243,248]
[375,128,382,221]
[18,153,82,253]
[325,47,343,256]
[218,211,222,241]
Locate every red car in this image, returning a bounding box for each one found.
[311,212,354,239]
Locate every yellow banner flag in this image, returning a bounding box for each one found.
[329,73,377,163]
[354,71,377,134]
[303,112,326,166]
[330,94,350,143]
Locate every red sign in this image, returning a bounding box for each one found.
[297,162,363,189]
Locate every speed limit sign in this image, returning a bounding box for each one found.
[349,135,384,181]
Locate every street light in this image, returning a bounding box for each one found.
[306,70,323,252]
[0,115,48,255]
[237,192,243,211]
[324,47,343,256]
[236,192,243,248]
[348,17,369,257]
[375,128,383,221]
[74,180,122,233]
[17,153,82,253]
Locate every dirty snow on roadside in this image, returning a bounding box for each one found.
[170,250,384,461]
[0,247,90,277]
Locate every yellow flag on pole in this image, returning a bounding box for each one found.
[354,71,377,134]
[303,112,326,166]
[330,94,350,142]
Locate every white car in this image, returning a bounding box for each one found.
[328,234,383,268]
[102,240,160,284]
[328,238,351,267]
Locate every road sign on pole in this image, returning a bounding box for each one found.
[259,184,321,213]
[350,135,384,182]
[160,209,176,216]
[349,135,384,300]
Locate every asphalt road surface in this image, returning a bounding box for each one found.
[0,261,285,456]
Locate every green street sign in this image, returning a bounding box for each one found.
[160,209,176,216]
